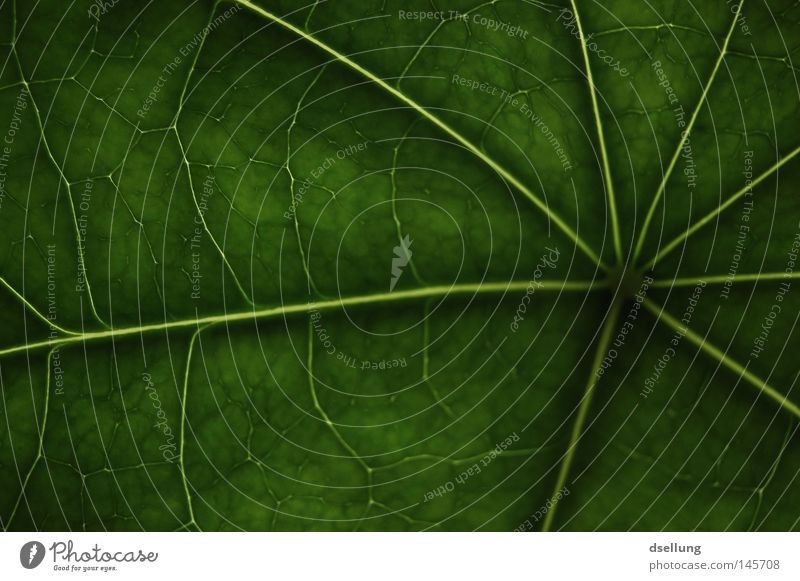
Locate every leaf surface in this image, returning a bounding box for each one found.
[1,0,799,531]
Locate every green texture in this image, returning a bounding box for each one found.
[1,0,799,531]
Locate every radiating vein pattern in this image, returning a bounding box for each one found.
[1,0,799,533]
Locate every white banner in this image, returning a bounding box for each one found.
[0,532,797,579]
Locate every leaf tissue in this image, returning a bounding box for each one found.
[1,0,799,531]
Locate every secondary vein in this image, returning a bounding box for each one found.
[541,295,623,531]
[0,279,603,358]
[650,272,800,288]
[642,297,800,420]
[568,0,623,264]
[633,0,744,264]
[231,0,608,271]
[642,145,800,271]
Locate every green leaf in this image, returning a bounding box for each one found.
[1,0,799,531]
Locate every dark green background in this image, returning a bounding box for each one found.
[1,0,799,531]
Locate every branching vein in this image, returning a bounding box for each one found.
[643,143,800,270]
[0,279,604,358]
[643,297,800,420]
[231,0,608,270]
[541,297,622,531]
[568,0,623,264]
[634,0,744,264]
